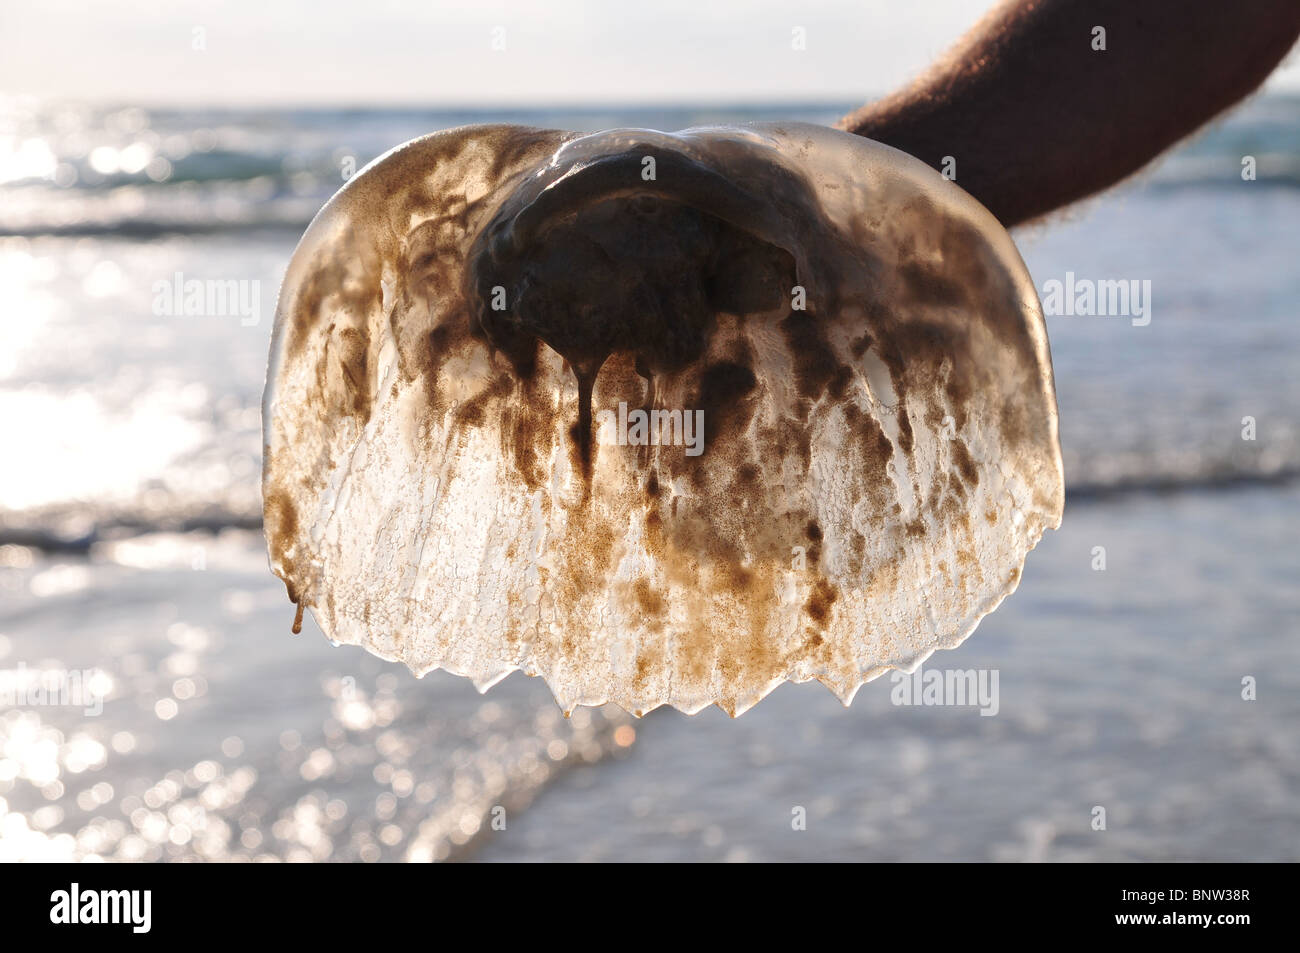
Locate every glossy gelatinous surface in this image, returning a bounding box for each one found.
[262,122,1064,716]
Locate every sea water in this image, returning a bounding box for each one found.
[1,98,1297,860]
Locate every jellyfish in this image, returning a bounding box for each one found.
[262,122,1063,716]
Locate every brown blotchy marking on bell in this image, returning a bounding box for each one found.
[634,654,654,689]
[781,311,851,403]
[945,377,971,431]
[335,326,372,422]
[740,623,782,687]
[842,403,895,509]
[691,360,758,469]
[265,488,302,604]
[926,471,966,527]
[864,555,902,598]
[851,531,866,563]
[500,365,554,490]
[893,200,1012,339]
[935,492,963,526]
[419,321,478,412]
[287,265,328,363]
[404,243,518,423]
[805,577,838,624]
[935,205,1040,373]
[850,333,873,358]
[904,519,926,539]
[946,470,967,501]
[677,621,715,687]
[999,391,1034,453]
[801,624,834,664]
[287,242,380,362]
[569,518,617,594]
[403,216,471,308]
[830,365,853,401]
[378,129,567,248]
[898,260,970,309]
[879,317,961,374]
[452,378,502,428]
[805,521,822,542]
[952,438,979,487]
[1009,566,1021,584]
[896,405,914,455]
[721,560,754,592]
[288,240,384,426]
[698,562,784,693]
[646,473,660,498]
[984,508,998,526]
[759,414,812,474]
[487,126,574,182]
[508,409,542,489]
[633,579,664,617]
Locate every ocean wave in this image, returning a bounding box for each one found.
[0,181,326,237]
[1146,154,1300,191]
[1065,465,1300,500]
[4,97,1297,236]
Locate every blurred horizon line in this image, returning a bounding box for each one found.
[6,88,1300,117]
[3,94,869,114]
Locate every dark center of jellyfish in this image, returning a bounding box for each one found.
[473,194,796,481]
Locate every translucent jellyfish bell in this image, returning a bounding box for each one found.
[263,122,1064,716]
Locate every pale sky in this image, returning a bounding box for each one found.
[3,0,1299,107]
